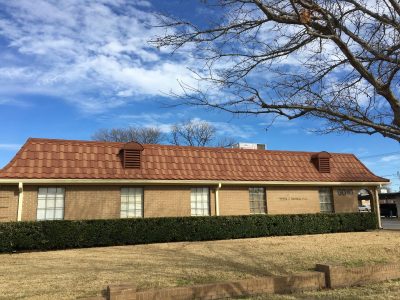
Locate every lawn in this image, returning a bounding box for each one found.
[248,279,400,299]
[1,231,399,299]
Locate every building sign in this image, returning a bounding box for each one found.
[277,192,309,201]
[336,189,354,196]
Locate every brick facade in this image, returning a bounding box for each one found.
[332,187,359,213]
[0,185,18,222]
[65,186,121,220]
[219,186,251,215]
[22,185,39,221]
[266,187,320,215]
[0,184,373,222]
[144,186,191,217]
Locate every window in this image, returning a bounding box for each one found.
[319,188,334,213]
[37,187,65,220]
[249,187,266,214]
[121,187,143,218]
[191,187,209,216]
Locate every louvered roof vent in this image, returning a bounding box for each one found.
[121,142,144,169]
[312,151,331,173]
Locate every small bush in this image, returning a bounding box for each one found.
[0,213,377,253]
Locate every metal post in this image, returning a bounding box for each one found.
[374,188,382,229]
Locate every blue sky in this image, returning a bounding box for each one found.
[0,0,399,190]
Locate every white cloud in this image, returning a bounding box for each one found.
[188,117,254,139]
[0,0,198,113]
[115,112,178,133]
[380,154,400,163]
[0,143,21,150]
[210,121,253,139]
[136,1,152,8]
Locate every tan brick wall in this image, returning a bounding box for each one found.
[144,186,191,217]
[210,188,216,216]
[21,185,121,221]
[23,186,39,221]
[0,185,18,222]
[219,186,250,216]
[144,186,217,217]
[266,187,320,214]
[332,187,359,213]
[10,184,371,222]
[65,186,120,220]
[18,185,217,221]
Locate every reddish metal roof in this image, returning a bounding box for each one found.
[0,138,388,182]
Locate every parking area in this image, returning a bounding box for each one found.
[382,218,400,230]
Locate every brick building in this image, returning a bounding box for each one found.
[0,138,388,226]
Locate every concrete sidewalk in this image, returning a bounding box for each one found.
[382,218,400,230]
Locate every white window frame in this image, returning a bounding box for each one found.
[249,187,266,214]
[121,187,143,218]
[37,187,65,221]
[191,187,210,216]
[319,188,334,213]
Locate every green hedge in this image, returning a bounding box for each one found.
[0,213,377,253]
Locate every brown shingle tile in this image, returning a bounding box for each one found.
[0,138,388,182]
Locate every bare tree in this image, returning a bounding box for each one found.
[215,136,238,148]
[151,0,400,142]
[171,119,216,146]
[92,127,164,144]
[170,119,237,147]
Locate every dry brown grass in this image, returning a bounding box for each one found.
[1,230,400,299]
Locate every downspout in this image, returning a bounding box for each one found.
[215,183,221,216]
[17,182,23,221]
[375,186,382,229]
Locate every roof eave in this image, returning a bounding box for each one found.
[0,178,389,186]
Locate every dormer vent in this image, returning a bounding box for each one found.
[312,151,331,173]
[121,142,144,169]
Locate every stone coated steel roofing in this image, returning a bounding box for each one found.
[0,138,388,182]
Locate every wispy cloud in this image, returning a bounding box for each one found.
[380,154,400,163]
[209,121,254,139]
[0,98,31,108]
[115,112,179,133]
[98,113,254,139]
[259,118,298,128]
[259,117,305,135]
[0,0,198,113]
[0,143,21,150]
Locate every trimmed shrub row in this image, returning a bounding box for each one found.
[0,212,377,253]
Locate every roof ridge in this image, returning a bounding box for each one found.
[145,144,356,156]
[28,137,125,146]
[26,137,354,156]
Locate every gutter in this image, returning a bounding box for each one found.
[215,183,222,216]
[17,182,23,221]
[0,178,389,186]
